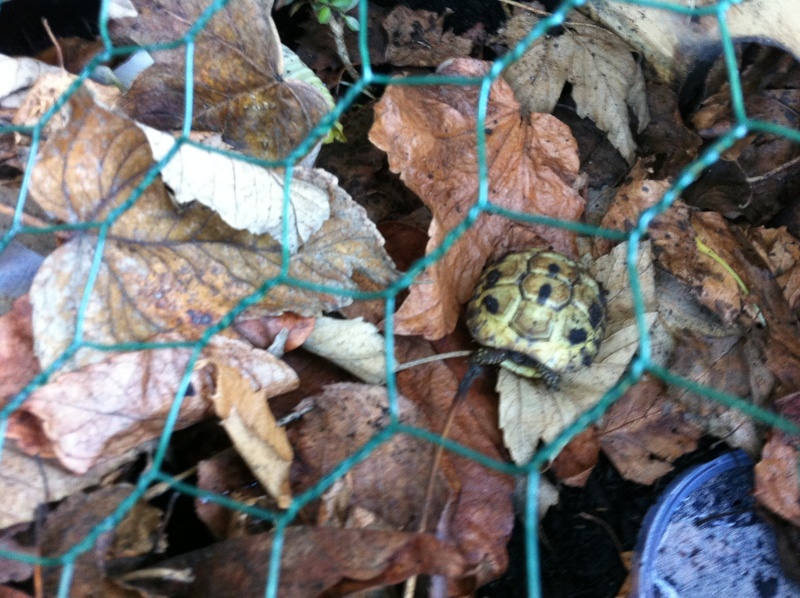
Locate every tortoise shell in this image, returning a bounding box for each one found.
[465,249,606,387]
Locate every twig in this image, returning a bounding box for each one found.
[41,19,65,71]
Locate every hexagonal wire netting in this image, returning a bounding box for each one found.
[2,0,800,596]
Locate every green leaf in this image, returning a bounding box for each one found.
[343,14,360,31]
[317,5,331,24]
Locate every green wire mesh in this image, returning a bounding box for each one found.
[2,0,800,596]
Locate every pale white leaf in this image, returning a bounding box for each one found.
[497,10,649,164]
[499,241,657,464]
[0,55,61,106]
[302,316,387,384]
[139,124,330,251]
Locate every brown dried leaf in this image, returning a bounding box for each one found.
[111,0,329,161]
[0,297,39,404]
[40,485,161,598]
[748,226,800,317]
[206,362,294,509]
[35,38,106,74]
[496,8,649,164]
[499,241,657,465]
[290,383,449,533]
[755,393,800,526]
[124,527,468,597]
[27,92,396,371]
[550,427,600,487]
[0,446,136,529]
[599,376,702,485]
[395,337,514,588]
[668,331,765,454]
[382,7,474,67]
[7,335,297,474]
[649,202,749,326]
[595,159,671,256]
[233,313,316,352]
[196,451,269,539]
[370,57,583,339]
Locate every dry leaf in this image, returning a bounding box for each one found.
[395,337,514,589]
[382,7,474,67]
[581,0,800,86]
[496,7,649,164]
[233,313,316,352]
[0,297,39,403]
[594,159,671,256]
[755,392,800,526]
[749,226,800,317]
[0,54,62,105]
[649,202,751,326]
[499,241,658,465]
[39,485,161,597]
[196,451,270,539]
[11,71,121,142]
[301,316,387,384]
[370,57,583,339]
[7,335,297,474]
[290,384,449,533]
[140,125,330,247]
[123,527,468,597]
[111,0,329,161]
[206,362,294,509]
[26,91,396,371]
[550,427,600,487]
[0,446,139,529]
[599,376,702,485]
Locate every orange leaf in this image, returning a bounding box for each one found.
[370,58,583,339]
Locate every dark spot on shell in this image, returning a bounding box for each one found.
[568,328,588,345]
[589,301,604,329]
[582,353,594,367]
[547,262,561,275]
[537,283,552,304]
[482,295,500,314]
[485,269,501,288]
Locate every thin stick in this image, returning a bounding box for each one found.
[404,362,484,598]
[0,203,54,231]
[41,19,65,71]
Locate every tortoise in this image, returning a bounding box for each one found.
[464,249,607,389]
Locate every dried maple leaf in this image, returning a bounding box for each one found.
[370,57,583,340]
[110,0,329,161]
[499,241,657,465]
[27,91,395,371]
[495,6,649,164]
